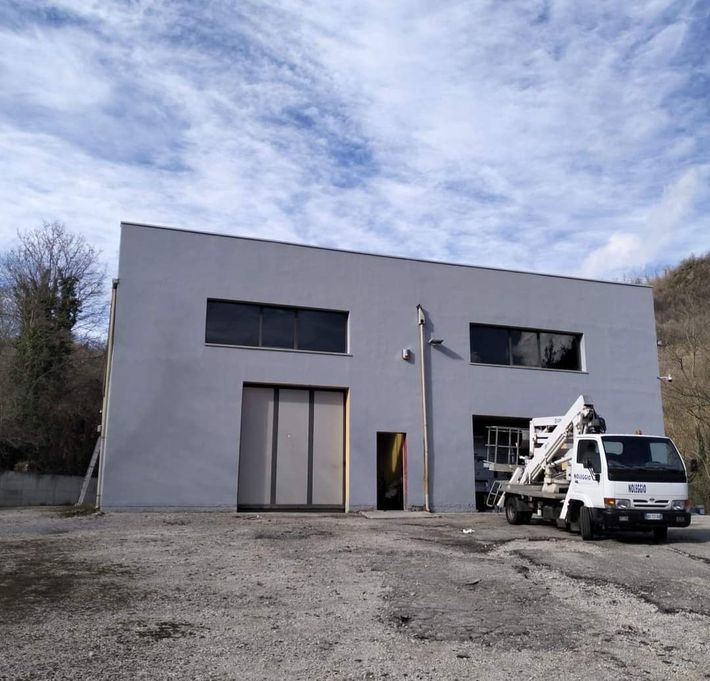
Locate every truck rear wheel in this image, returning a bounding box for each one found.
[505,496,532,525]
[579,506,594,541]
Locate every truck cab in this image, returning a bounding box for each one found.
[564,434,691,540]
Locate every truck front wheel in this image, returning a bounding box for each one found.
[579,506,594,541]
[505,496,532,525]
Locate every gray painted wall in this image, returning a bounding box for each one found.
[99,223,663,511]
[0,472,96,507]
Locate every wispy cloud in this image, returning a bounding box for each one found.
[0,0,708,279]
[579,166,704,277]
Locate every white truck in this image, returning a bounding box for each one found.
[498,395,695,541]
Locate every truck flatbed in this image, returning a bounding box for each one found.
[501,483,566,501]
[483,462,519,473]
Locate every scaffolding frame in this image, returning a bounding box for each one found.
[483,425,527,472]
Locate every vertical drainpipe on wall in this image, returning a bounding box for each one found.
[417,304,431,513]
[95,278,119,509]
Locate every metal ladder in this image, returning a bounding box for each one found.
[485,480,505,509]
[76,438,100,506]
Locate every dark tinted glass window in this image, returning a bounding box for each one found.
[649,441,682,466]
[205,301,259,346]
[206,299,348,353]
[577,439,601,471]
[298,310,347,353]
[603,437,686,482]
[540,332,580,370]
[470,326,510,365]
[511,330,539,367]
[261,307,296,348]
[470,324,582,371]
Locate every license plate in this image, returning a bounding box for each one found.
[644,512,663,520]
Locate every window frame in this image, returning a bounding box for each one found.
[469,322,584,372]
[205,298,350,355]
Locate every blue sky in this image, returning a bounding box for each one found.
[0,0,708,279]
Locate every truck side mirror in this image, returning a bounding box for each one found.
[690,459,699,473]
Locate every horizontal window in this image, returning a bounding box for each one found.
[206,300,348,354]
[470,324,582,371]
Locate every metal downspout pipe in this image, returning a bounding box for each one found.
[417,304,431,513]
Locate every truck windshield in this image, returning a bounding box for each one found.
[601,437,686,483]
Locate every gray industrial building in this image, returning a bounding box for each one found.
[97,222,664,512]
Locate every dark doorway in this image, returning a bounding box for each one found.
[377,432,405,510]
[472,415,530,511]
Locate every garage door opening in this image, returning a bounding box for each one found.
[377,432,406,511]
[472,415,530,511]
[238,386,345,510]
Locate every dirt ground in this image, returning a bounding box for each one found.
[1,508,709,681]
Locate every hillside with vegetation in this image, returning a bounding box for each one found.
[651,253,710,508]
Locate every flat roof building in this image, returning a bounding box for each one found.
[98,222,663,511]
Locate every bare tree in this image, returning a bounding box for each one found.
[2,221,106,337]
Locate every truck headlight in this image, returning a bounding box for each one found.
[671,499,688,511]
[604,498,631,509]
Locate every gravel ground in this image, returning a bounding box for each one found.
[1,507,709,681]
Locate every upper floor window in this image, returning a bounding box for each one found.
[205,300,348,354]
[470,323,582,371]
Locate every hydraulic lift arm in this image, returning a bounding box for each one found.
[519,395,605,485]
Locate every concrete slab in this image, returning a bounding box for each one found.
[359,510,439,519]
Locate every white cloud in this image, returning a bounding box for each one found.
[579,166,703,278]
[0,26,111,111]
[0,0,708,281]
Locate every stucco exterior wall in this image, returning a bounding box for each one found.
[99,223,663,511]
